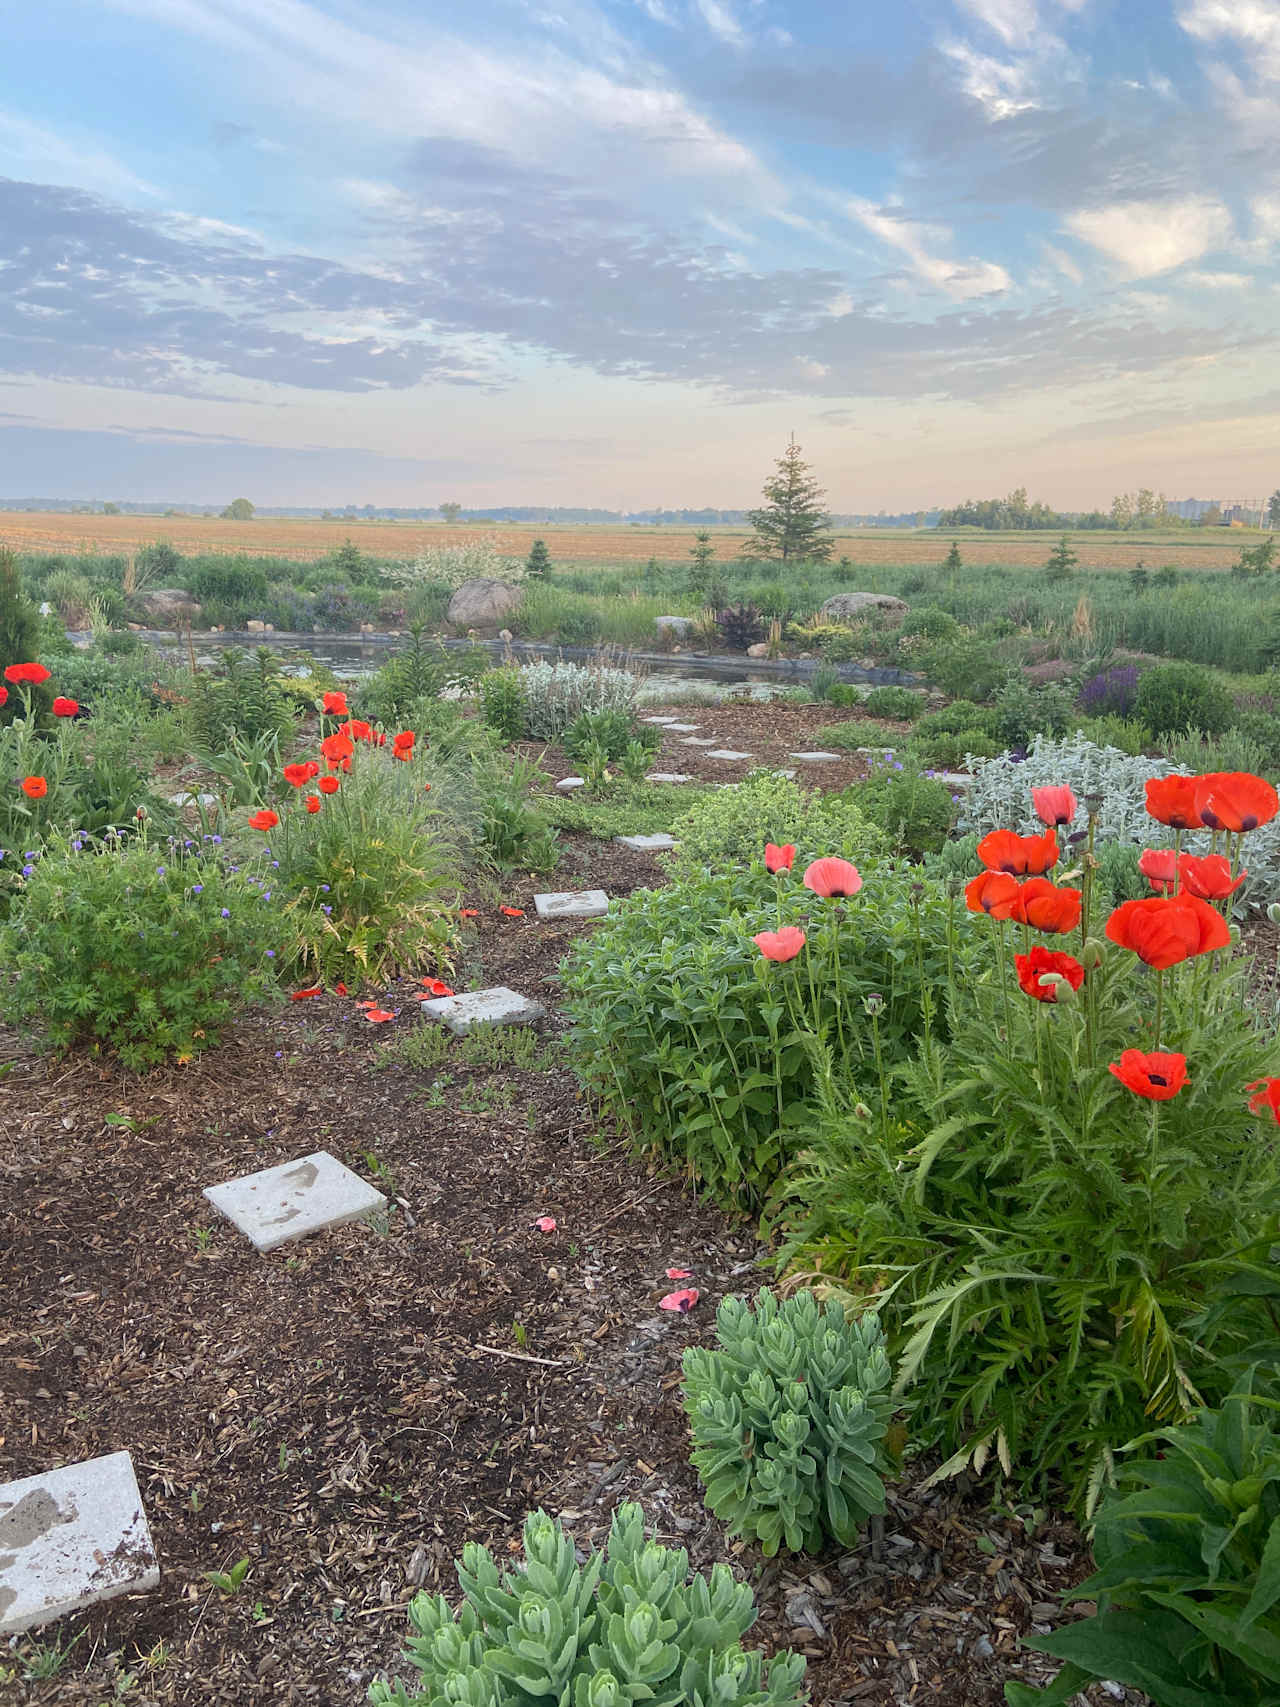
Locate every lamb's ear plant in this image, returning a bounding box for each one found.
[682,1289,895,1556]
[370,1502,808,1707]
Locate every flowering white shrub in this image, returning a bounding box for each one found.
[519,660,639,738]
[960,732,1280,913]
[383,542,523,591]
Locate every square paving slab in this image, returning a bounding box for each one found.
[678,737,719,747]
[706,749,752,761]
[645,772,692,784]
[789,751,843,762]
[533,889,609,920]
[615,833,676,852]
[664,722,701,733]
[642,716,678,725]
[419,986,546,1036]
[0,1452,159,1635]
[203,1151,386,1253]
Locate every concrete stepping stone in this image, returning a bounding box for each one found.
[615,833,676,852]
[706,749,752,761]
[645,772,692,784]
[938,772,972,789]
[203,1151,386,1253]
[773,768,798,780]
[420,987,545,1036]
[642,716,678,725]
[534,889,609,920]
[678,737,719,747]
[790,751,843,762]
[556,776,587,792]
[664,722,701,733]
[0,1452,159,1634]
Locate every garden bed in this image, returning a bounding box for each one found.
[0,834,1115,1707]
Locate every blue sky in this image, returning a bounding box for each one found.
[1,0,1277,509]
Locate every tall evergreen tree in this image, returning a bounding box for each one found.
[746,438,833,563]
[525,538,552,579]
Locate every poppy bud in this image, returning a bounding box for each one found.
[1080,938,1105,971]
[1270,903,1280,926]
[1067,830,1088,846]
[864,993,884,1017]
[854,1102,872,1121]
[1084,793,1104,814]
[1037,972,1077,1000]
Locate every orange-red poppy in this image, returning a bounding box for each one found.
[1015,943,1085,1002]
[1010,877,1082,935]
[305,794,321,814]
[1178,853,1246,901]
[1031,785,1077,828]
[317,775,340,795]
[364,1007,395,1024]
[248,809,278,831]
[283,762,315,788]
[965,870,1020,919]
[0,686,7,707]
[976,827,1059,875]
[20,775,47,799]
[1193,771,1279,834]
[52,696,79,717]
[322,690,348,715]
[1144,775,1202,830]
[341,718,376,743]
[290,986,324,1001]
[752,926,806,962]
[802,856,862,898]
[459,907,479,918]
[765,842,796,873]
[1108,1049,1189,1101]
[4,661,50,685]
[1105,893,1231,969]
[1138,848,1179,892]
[1247,1079,1280,1124]
[393,730,415,760]
[320,730,354,769]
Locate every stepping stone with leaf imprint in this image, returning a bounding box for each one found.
[0,1452,159,1634]
[533,890,609,920]
[419,987,546,1036]
[203,1151,386,1252]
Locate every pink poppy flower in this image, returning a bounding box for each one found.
[802,857,862,899]
[765,842,796,873]
[1138,848,1179,892]
[659,1287,700,1313]
[1032,785,1077,828]
[752,926,806,962]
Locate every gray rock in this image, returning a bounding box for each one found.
[746,642,770,658]
[446,577,524,628]
[534,889,609,920]
[645,772,692,784]
[615,833,675,852]
[0,1452,159,1634]
[556,776,587,792]
[678,737,718,747]
[819,591,909,623]
[134,588,201,626]
[655,616,693,640]
[420,987,546,1036]
[203,1151,386,1253]
[642,716,678,725]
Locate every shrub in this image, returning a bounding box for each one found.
[914,627,1005,700]
[543,778,714,841]
[134,539,182,581]
[0,836,270,1069]
[362,631,489,725]
[1135,661,1234,738]
[563,710,658,765]
[666,771,886,878]
[994,677,1076,750]
[1012,1373,1280,1707]
[0,547,45,725]
[184,648,297,747]
[479,668,526,742]
[189,557,269,610]
[370,1502,808,1707]
[388,540,523,592]
[1072,714,1148,756]
[717,603,766,652]
[683,1290,893,1555]
[476,756,558,871]
[518,660,639,740]
[861,685,923,722]
[311,582,381,632]
[852,761,956,857]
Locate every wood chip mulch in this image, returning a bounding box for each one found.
[0,833,1134,1707]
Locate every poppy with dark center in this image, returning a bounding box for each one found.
[1193,771,1279,834]
[248,809,278,832]
[658,1287,700,1313]
[1015,943,1085,1002]
[976,826,1059,875]
[322,690,349,715]
[964,870,1020,919]
[20,775,47,799]
[4,662,51,685]
[52,696,79,717]
[290,986,324,1001]
[1010,877,1082,935]
[1105,893,1231,968]
[500,905,525,917]
[317,775,340,795]
[802,856,862,898]
[1247,1079,1280,1124]
[1144,775,1203,830]
[765,842,796,873]
[1178,853,1246,901]
[305,795,321,814]
[1108,1049,1189,1101]
[666,1267,693,1280]
[752,926,806,962]
[1031,785,1077,827]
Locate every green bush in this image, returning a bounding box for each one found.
[1012,1373,1280,1707]
[914,628,1005,700]
[1135,661,1234,738]
[476,756,558,871]
[861,685,923,722]
[543,778,713,840]
[1073,715,1149,756]
[1,836,270,1069]
[362,631,489,725]
[994,676,1076,750]
[184,648,297,747]
[852,762,957,857]
[666,771,886,878]
[371,1502,807,1707]
[479,668,526,742]
[683,1290,893,1555]
[563,709,659,765]
[188,556,269,611]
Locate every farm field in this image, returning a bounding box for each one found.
[0,508,1259,570]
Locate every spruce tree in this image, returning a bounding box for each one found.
[747,437,834,563]
[525,538,552,580]
[1045,535,1078,581]
[943,541,962,573]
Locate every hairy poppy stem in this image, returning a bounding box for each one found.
[995,923,1013,1055]
[1154,966,1164,1051]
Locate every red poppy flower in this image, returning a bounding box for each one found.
[1011,878,1082,935]
[1032,785,1077,828]
[335,981,349,996]
[423,782,431,793]
[393,730,415,760]
[305,794,321,814]
[341,718,375,743]
[1108,1049,1189,1101]
[1138,848,1179,893]
[317,775,340,795]
[1105,894,1231,969]
[283,762,314,788]
[290,985,324,1000]
[248,809,278,831]
[4,662,50,685]
[965,870,1020,919]
[322,690,349,715]
[0,686,7,707]
[658,1288,700,1313]
[1193,772,1279,834]
[421,978,455,996]
[20,775,47,799]
[1015,943,1085,1002]
[1178,853,1246,901]
[320,730,354,769]
[1144,775,1203,830]
[1247,1079,1280,1124]
[802,856,862,899]
[51,696,79,717]
[765,842,796,873]
[364,1007,395,1024]
[752,926,806,962]
[977,827,1059,875]
[500,905,525,917]
[459,907,479,918]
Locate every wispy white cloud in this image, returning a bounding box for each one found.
[1178,0,1280,80]
[0,108,159,200]
[954,0,1040,49]
[1040,241,1084,284]
[847,197,1012,298]
[693,0,743,44]
[1184,269,1252,288]
[1064,196,1233,277]
[938,39,1044,117]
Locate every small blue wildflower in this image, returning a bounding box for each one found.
[320,884,330,893]
[156,866,166,876]
[322,904,332,915]
[192,884,203,894]
[271,860,279,869]
[22,864,35,877]
[221,907,230,918]
[266,949,276,958]
[212,835,223,845]
[263,891,272,901]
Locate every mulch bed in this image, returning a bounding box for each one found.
[1,834,1127,1707]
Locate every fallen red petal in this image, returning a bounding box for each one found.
[658,1288,700,1313]
[364,1008,395,1024]
[665,1267,693,1280]
[500,906,525,917]
[290,986,324,1001]
[536,1216,558,1233]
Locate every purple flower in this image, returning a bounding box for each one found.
[192,884,203,893]
[322,904,332,915]
[271,860,279,869]
[211,835,223,845]
[22,864,35,877]
[266,949,276,958]
[263,891,272,901]
[156,867,166,876]
[320,883,330,893]
[221,907,231,918]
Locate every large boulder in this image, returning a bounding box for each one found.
[819,591,908,624]
[135,588,202,626]
[446,577,524,628]
[655,615,694,642]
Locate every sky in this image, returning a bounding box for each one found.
[1,0,1278,511]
